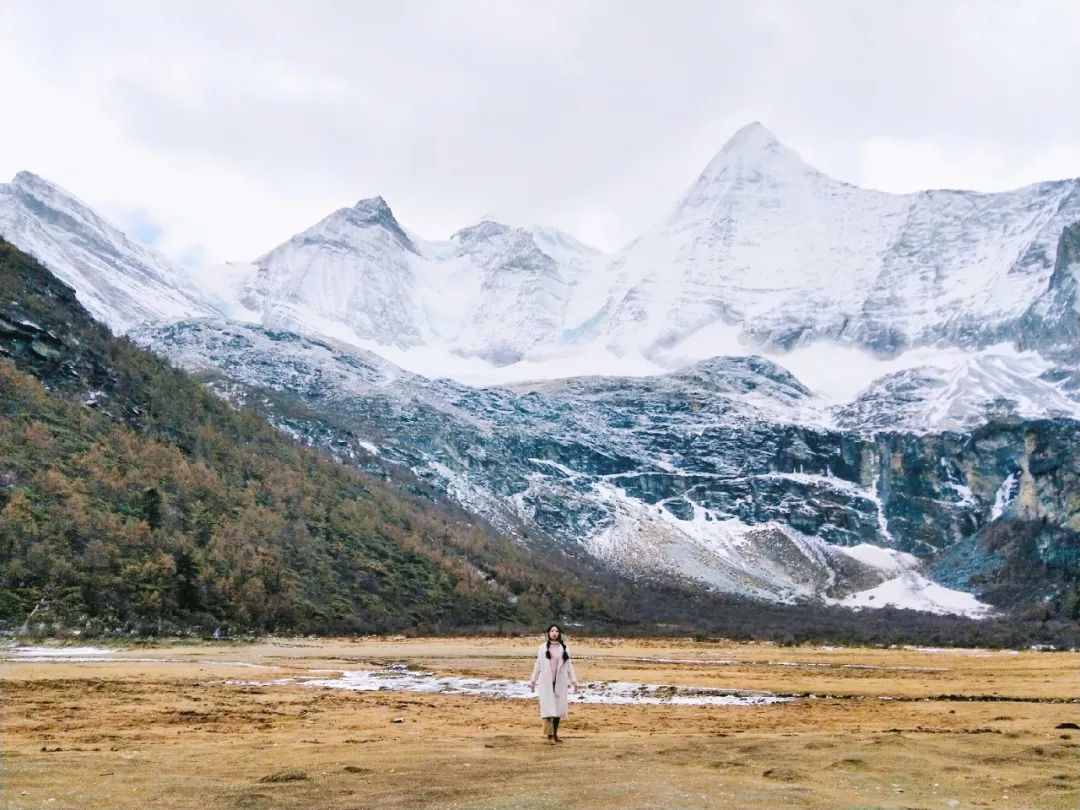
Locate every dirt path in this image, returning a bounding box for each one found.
[2,637,1077,808]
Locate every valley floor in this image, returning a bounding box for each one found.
[1,636,1077,809]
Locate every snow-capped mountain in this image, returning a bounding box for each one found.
[237,167,1080,433]
[241,196,427,347]
[7,122,1080,618]
[240,198,600,365]
[583,123,1080,366]
[0,172,219,332]
[235,123,1079,412]
[7,123,1077,383]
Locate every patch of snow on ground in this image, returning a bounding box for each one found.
[2,645,115,658]
[584,481,951,605]
[297,664,792,706]
[838,544,918,574]
[834,571,994,618]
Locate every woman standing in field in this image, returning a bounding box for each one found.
[529,624,580,743]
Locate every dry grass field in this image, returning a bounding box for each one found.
[2,636,1077,809]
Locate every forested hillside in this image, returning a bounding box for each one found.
[0,239,613,634]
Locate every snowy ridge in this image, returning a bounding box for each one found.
[0,172,219,332]
[241,200,603,365]
[241,197,428,348]
[6,123,1079,423]
[833,345,1080,433]
[577,123,1080,371]
[221,122,1079,421]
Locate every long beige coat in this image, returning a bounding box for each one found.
[530,642,578,718]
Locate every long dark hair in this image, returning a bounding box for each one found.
[545,623,570,662]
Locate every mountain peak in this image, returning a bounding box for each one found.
[337,195,416,253]
[718,121,782,155]
[13,170,46,186]
[451,220,512,243]
[5,170,118,242]
[10,171,72,200]
[349,195,401,228]
[1,173,219,332]
[672,123,822,217]
[6,172,109,230]
[352,195,391,214]
[699,122,810,180]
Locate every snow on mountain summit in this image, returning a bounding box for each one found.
[574,125,1080,384]
[243,200,605,365]
[5,123,1078,432]
[240,194,427,348]
[673,121,830,217]
[206,122,1080,428]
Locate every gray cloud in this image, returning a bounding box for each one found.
[1,0,1078,263]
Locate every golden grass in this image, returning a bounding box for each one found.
[2,636,1078,809]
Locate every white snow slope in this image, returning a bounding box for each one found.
[234,123,1080,425]
[0,172,220,332]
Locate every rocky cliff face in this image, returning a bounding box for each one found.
[1020,221,1080,365]
[928,418,1080,614]
[0,239,124,405]
[136,319,1080,617]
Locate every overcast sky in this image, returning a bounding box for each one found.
[2,0,1079,266]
